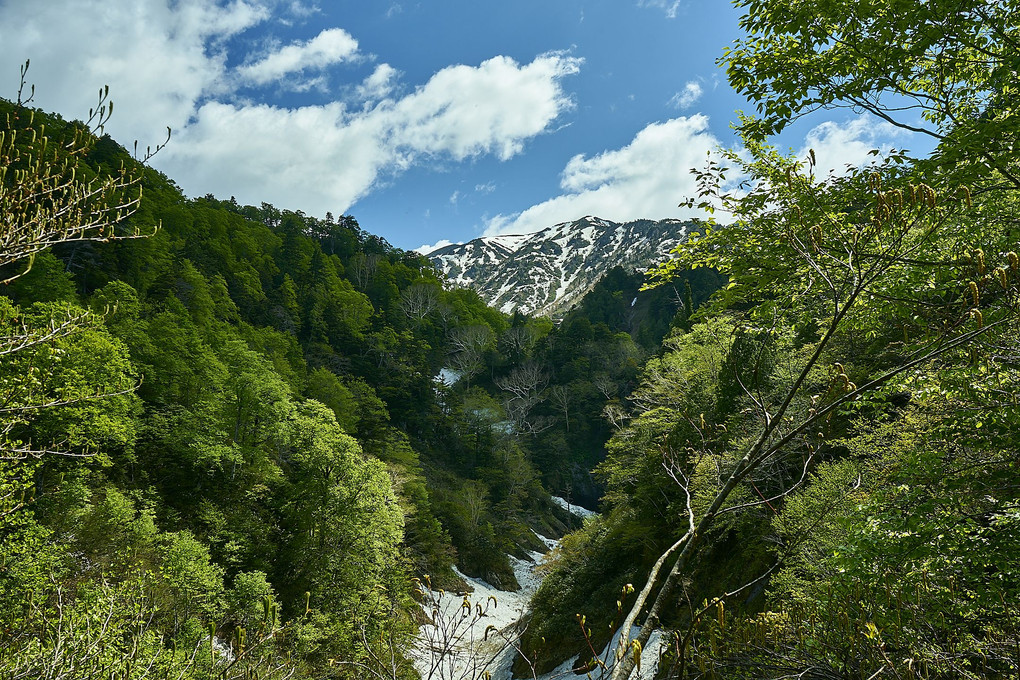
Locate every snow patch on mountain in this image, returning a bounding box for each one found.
[428,216,693,316]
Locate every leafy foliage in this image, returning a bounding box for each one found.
[1,80,669,678]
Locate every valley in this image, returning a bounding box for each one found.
[4,2,1020,679]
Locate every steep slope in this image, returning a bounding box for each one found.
[428,217,693,316]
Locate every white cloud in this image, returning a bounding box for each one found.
[161,101,387,213]
[0,0,268,147]
[798,117,906,176]
[0,2,582,220]
[480,115,912,240]
[475,182,496,194]
[449,190,461,205]
[238,27,360,85]
[669,80,702,109]
[387,54,582,161]
[484,115,721,236]
[287,1,320,18]
[357,63,399,101]
[638,0,683,19]
[416,239,453,254]
[160,53,582,216]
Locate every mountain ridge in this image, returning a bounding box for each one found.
[427,216,694,316]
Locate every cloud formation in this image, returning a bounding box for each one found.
[484,115,721,236]
[0,0,267,146]
[481,113,915,239]
[357,63,399,101]
[0,0,581,218]
[416,239,454,254]
[237,28,360,85]
[387,55,581,161]
[799,117,906,176]
[163,52,581,213]
[638,0,684,19]
[669,81,702,109]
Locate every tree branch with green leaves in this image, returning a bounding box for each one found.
[606,138,1019,680]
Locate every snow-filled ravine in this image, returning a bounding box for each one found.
[412,499,666,680]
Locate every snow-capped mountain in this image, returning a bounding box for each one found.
[427,216,693,316]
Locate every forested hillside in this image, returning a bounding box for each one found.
[0,82,720,678]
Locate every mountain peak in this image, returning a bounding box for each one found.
[429,217,693,316]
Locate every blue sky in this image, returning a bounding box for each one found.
[0,0,914,252]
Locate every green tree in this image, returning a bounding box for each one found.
[609,144,1019,679]
[725,0,1020,195]
[157,530,226,632]
[0,62,157,283]
[281,401,406,660]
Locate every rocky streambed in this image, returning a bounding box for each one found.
[411,499,664,680]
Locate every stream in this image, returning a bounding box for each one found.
[412,499,665,680]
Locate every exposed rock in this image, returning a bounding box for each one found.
[427,216,693,316]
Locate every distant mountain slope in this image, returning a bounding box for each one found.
[427,216,693,316]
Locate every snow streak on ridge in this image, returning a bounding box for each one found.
[428,216,692,316]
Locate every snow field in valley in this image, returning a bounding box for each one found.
[412,497,664,680]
